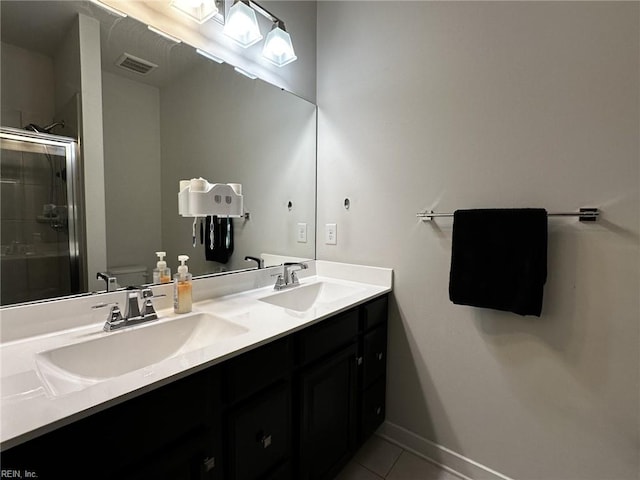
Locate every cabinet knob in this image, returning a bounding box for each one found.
[376,406,382,416]
[203,456,216,471]
[260,434,272,449]
[377,352,384,361]
[356,356,363,366]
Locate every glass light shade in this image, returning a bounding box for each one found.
[223,1,263,48]
[171,0,218,24]
[262,25,297,67]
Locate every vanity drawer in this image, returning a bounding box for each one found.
[296,309,359,366]
[361,296,388,331]
[362,324,387,388]
[223,337,292,404]
[98,368,214,469]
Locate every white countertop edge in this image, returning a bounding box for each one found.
[316,260,393,287]
[1,263,392,450]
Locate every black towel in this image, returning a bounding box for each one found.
[205,216,234,264]
[448,208,548,316]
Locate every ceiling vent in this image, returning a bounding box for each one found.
[115,53,158,75]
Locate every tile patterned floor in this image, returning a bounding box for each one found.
[335,435,463,480]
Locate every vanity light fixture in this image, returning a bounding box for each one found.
[147,25,183,43]
[223,0,297,67]
[171,0,219,24]
[223,0,263,48]
[234,67,258,79]
[196,49,224,64]
[89,0,127,17]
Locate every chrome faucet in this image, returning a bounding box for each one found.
[99,288,163,332]
[96,272,117,292]
[244,255,264,269]
[274,262,308,291]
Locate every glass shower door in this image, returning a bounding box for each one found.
[0,127,83,305]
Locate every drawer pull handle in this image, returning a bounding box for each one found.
[260,434,272,449]
[203,456,216,471]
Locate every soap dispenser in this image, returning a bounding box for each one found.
[173,255,192,314]
[153,251,171,284]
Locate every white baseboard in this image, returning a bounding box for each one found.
[377,421,514,480]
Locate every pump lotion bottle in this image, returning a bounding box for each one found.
[153,251,171,284]
[173,255,192,314]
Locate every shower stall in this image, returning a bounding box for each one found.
[0,127,85,305]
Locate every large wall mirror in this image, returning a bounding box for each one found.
[0,1,316,306]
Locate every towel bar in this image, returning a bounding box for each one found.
[417,207,599,222]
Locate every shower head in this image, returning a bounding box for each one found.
[24,121,65,134]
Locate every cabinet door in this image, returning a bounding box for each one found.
[359,377,386,443]
[227,383,291,480]
[298,344,358,480]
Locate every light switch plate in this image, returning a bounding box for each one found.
[325,223,337,245]
[297,223,307,243]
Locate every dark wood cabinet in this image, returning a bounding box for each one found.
[297,343,358,480]
[2,295,388,480]
[226,383,291,480]
[357,295,388,445]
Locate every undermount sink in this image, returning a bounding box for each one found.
[259,281,364,312]
[35,312,248,396]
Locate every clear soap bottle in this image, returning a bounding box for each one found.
[153,251,171,284]
[173,255,192,314]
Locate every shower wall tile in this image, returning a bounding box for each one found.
[0,257,28,304]
[27,256,62,292]
[1,183,24,220]
[22,162,49,187]
[0,149,24,182]
[1,220,23,245]
[24,183,49,219]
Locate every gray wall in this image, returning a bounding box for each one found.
[160,60,316,276]
[316,2,639,479]
[102,71,162,278]
[0,42,55,128]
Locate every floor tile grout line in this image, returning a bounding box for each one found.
[383,448,405,478]
[354,461,386,480]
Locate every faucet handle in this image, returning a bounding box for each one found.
[273,274,287,291]
[140,288,165,320]
[103,304,125,332]
[107,304,123,323]
[93,302,124,331]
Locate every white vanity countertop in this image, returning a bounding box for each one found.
[0,261,392,450]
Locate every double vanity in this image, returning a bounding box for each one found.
[1,261,392,479]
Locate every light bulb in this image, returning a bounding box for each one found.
[223,1,262,48]
[171,0,218,24]
[262,24,297,67]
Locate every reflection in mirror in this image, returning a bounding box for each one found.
[0,1,316,306]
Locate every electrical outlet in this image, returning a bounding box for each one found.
[297,223,307,243]
[325,223,337,245]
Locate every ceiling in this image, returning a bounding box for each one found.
[1,1,201,88]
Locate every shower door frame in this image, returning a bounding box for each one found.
[0,126,86,299]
